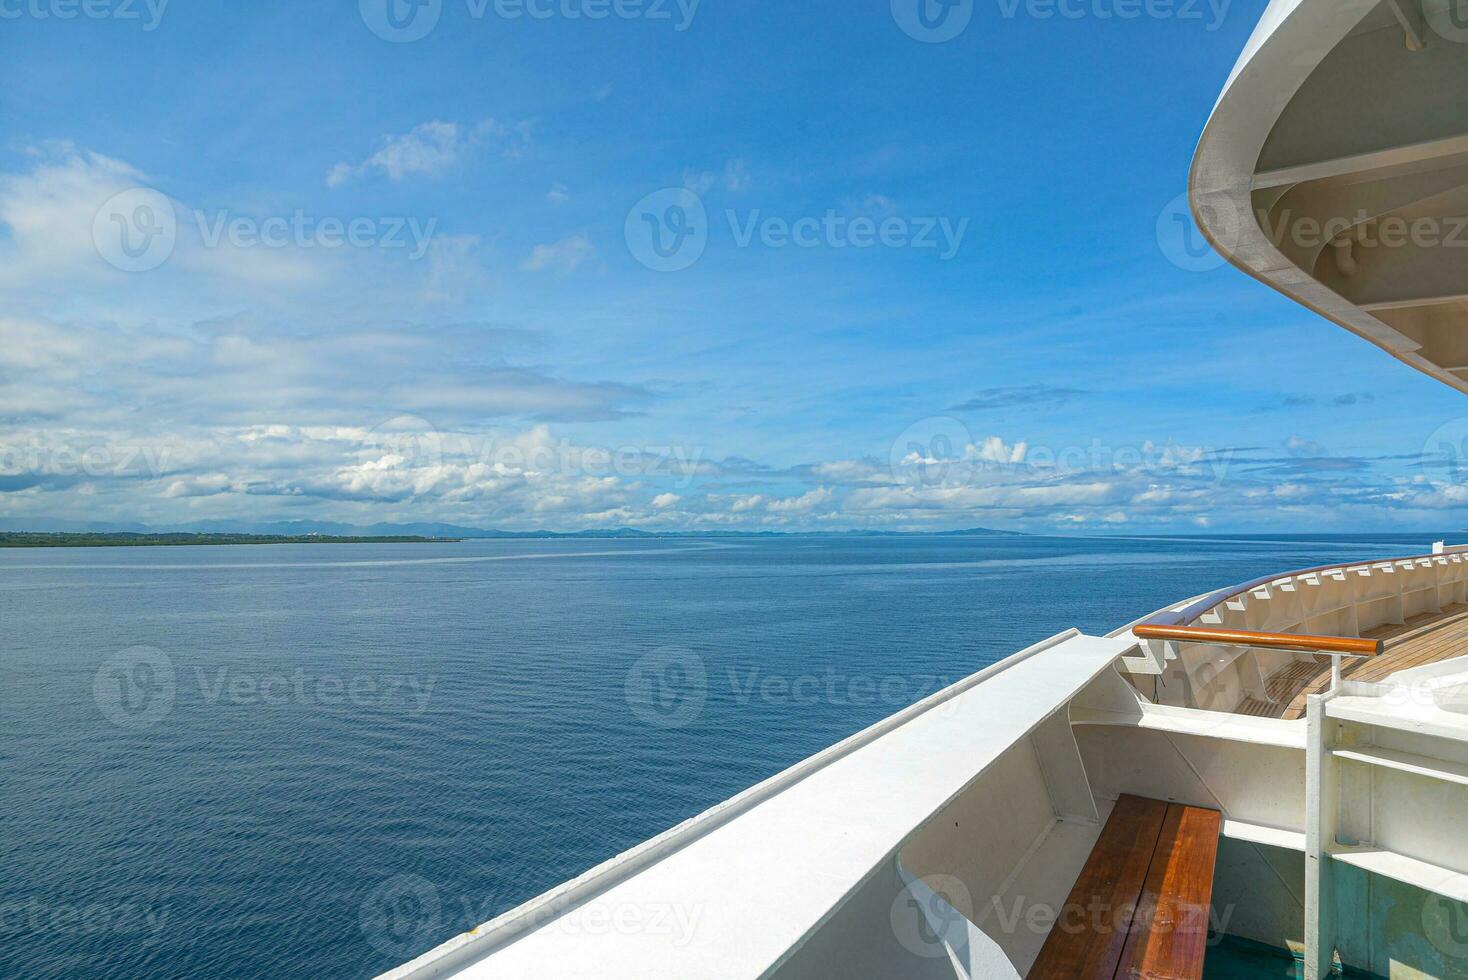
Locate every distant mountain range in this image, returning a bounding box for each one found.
[0,518,1025,539]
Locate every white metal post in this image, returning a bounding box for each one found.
[1304,694,1337,980]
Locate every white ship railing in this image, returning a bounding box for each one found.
[1126,551,1468,708]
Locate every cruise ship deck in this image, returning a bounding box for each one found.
[1236,606,1468,720]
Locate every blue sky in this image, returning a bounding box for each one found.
[2,0,1466,533]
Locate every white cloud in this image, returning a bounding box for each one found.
[810,458,896,485]
[766,488,833,513]
[862,194,896,215]
[0,144,153,284]
[522,234,595,273]
[968,436,1027,465]
[1285,435,1326,456]
[683,160,751,195]
[546,183,570,206]
[3,138,1465,536]
[723,160,751,192]
[328,121,464,186]
[7,397,1468,532]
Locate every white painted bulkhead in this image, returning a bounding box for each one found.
[771,731,1106,980]
[755,661,1325,978]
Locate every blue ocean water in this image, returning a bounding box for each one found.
[0,532,1449,978]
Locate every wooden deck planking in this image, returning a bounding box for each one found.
[1233,606,1468,720]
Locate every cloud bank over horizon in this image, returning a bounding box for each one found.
[6,26,1468,538]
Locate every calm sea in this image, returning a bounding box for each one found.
[0,532,1449,978]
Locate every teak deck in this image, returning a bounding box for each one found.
[1235,605,1468,719]
[1027,795,1222,980]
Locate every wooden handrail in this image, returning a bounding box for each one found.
[1132,624,1383,658]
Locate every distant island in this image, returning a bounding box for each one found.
[0,524,1025,546]
[0,532,461,548]
[421,526,1027,540]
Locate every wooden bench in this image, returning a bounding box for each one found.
[1027,794,1222,980]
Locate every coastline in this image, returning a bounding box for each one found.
[0,533,463,548]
